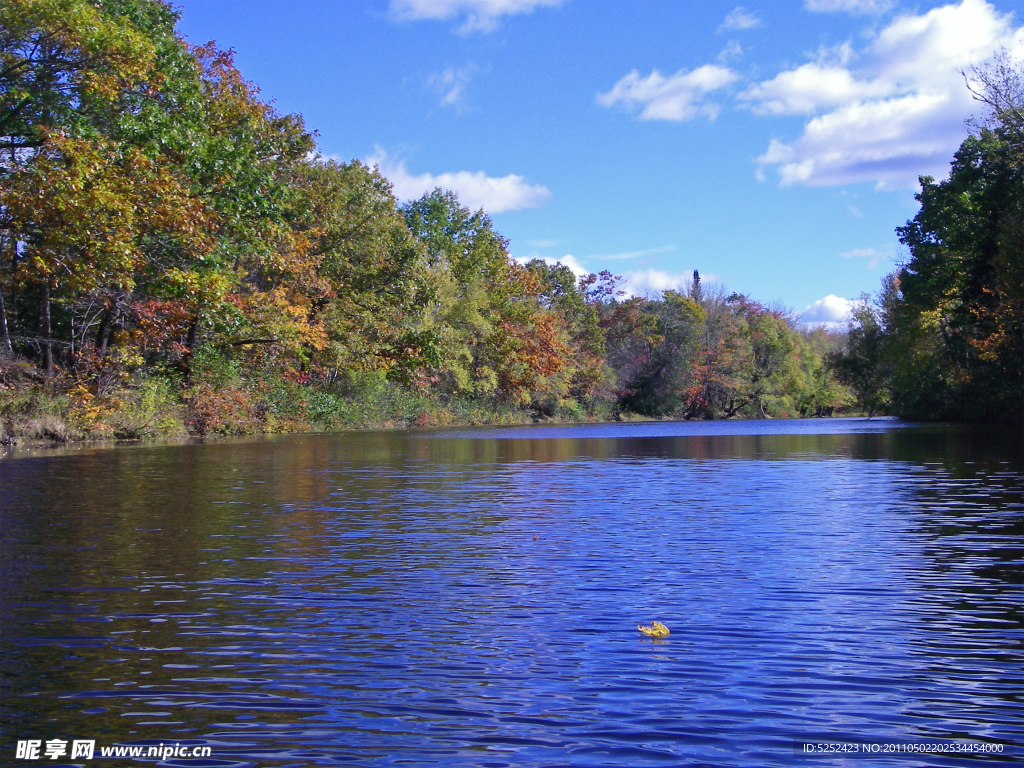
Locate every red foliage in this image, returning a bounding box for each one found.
[128,299,194,360]
[186,384,261,435]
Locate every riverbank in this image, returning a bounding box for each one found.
[0,358,624,449]
[1,353,858,450]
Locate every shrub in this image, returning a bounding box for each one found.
[106,376,186,439]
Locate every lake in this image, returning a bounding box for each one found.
[1,418,1021,767]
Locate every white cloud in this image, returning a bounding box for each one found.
[800,295,857,329]
[514,254,590,276]
[752,0,1024,189]
[512,253,704,298]
[743,62,887,116]
[389,0,560,33]
[367,150,551,213]
[721,6,762,31]
[805,0,895,13]
[597,65,738,121]
[620,269,694,296]
[841,246,894,268]
[584,245,676,261]
[427,65,481,108]
[718,40,745,63]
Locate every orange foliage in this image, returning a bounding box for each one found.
[185,383,263,436]
[127,299,195,360]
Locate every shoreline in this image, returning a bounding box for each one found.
[0,412,907,461]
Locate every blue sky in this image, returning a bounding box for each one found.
[174,0,1024,325]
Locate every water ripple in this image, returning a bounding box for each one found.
[1,422,1021,766]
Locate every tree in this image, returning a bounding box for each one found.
[829,293,893,416]
[0,0,156,154]
[287,159,435,380]
[526,259,607,407]
[0,0,316,383]
[0,132,214,371]
[833,55,1023,426]
[888,55,1023,422]
[402,190,573,405]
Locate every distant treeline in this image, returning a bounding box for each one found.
[831,53,1023,427]
[2,0,1015,441]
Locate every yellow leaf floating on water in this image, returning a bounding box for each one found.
[637,620,670,638]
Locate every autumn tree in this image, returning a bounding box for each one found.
[1,0,315,388]
[836,53,1023,425]
[402,191,571,406]
[0,0,856,436]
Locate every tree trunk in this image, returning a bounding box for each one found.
[186,315,200,350]
[95,308,111,357]
[181,314,201,384]
[5,232,16,354]
[41,283,53,376]
[9,251,17,339]
[0,290,11,356]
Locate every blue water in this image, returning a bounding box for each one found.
[1,419,1021,767]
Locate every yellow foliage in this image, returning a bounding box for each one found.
[638,621,670,638]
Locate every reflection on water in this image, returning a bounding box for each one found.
[1,419,1021,767]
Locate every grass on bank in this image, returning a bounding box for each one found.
[0,354,615,446]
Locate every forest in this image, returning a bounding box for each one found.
[832,52,1023,427]
[1,0,1019,442]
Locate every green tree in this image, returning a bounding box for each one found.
[834,55,1022,425]
[525,259,607,409]
[402,190,572,405]
[0,0,156,152]
[289,159,436,381]
[892,58,1021,421]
